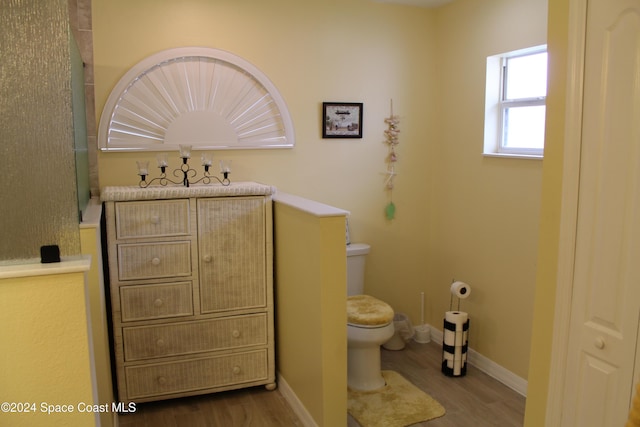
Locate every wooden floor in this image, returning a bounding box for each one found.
[117,384,303,427]
[118,341,525,426]
[372,340,525,427]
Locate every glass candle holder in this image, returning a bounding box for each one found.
[156,153,168,168]
[179,144,192,159]
[201,153,213,171]
[220,160,232,174]
[136,160,149,176]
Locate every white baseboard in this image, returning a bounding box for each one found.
[277,373,318,427]
[428,324,528,397]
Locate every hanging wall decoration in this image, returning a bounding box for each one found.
[384,99,399,220]
[322,102,363,138]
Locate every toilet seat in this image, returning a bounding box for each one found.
[347,295,394,328]
[348,322,391,329]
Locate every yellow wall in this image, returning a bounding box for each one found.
[426,0,547,379]
[273,197,347,426]
[93,0,546,387]
[0,264,96,427]
[524,0,570,424]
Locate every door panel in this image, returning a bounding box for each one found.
[574,354,619,427]
[562,0,640,425]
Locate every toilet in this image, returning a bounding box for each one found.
[346,243,395,391]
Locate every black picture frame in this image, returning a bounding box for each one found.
[322,102,363,138]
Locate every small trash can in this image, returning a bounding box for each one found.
[383,313,414,350]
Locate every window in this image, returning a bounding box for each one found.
[484,46,547,158]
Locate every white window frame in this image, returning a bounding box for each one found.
[484,45,547,159]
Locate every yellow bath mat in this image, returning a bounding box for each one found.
[348,370,445,427]
[626,382,640,427]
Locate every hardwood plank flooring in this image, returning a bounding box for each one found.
[371,340,526,427]
[117,386,304,427]
[118,341,525,426]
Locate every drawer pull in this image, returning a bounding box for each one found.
[594,337,605,349]
[156,339,165,347]
[151,257,161,266]
[202,254,212,263]
[150,215,160,225]
[232,366,241,375]
[157,376,167,386]
[232,330,241,338]
[154,298,164,307]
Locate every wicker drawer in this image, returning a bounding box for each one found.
[118,241,191,281]
[123,314,267,361]
[125,350,268,399]
[120,282,194,322]
[115,199,190,239]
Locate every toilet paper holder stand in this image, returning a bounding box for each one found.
[449,279,470,311]
[442,279,470,377]
[442,315,469,377]
[449,293,462,312]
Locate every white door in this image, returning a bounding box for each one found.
[560,0,640,425]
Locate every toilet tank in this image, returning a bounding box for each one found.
[346,243,370,296]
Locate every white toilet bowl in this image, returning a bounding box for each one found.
[347,321,395,390]
[347,294,395,391]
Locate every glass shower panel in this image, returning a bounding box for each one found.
[71,33,90,220]
[0,0,81,262]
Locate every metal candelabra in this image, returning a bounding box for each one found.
[137,145,231,188]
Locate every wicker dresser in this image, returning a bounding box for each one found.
[101,183,276,403]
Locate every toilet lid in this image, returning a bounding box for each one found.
[347,295,394,326]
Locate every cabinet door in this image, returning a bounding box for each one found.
[198,197,266,313]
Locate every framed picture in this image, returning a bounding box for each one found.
[322,102,363,138]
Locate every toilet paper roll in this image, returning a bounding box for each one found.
[444,329,456,346]
[450,281,471,299]
[442,311,469,377]
[453,359,463,375]
[445,311,469,330]
[445,330,466,346]
[444,346,466,374]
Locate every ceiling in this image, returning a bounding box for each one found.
[373,0,455,8]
